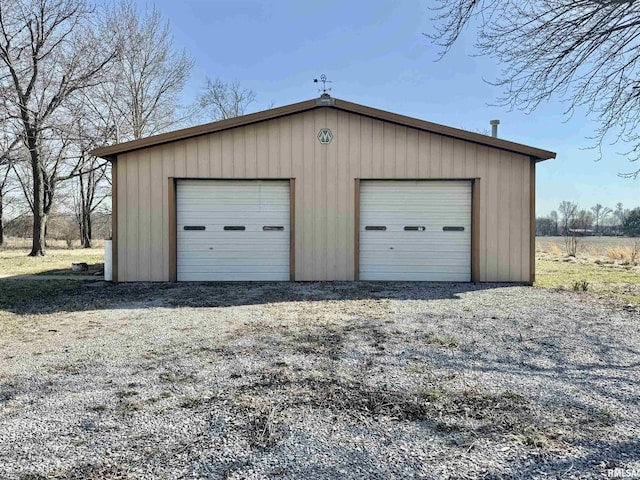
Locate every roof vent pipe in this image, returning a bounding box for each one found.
[490,119,500,138]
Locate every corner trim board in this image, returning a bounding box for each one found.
[111,158,118,282]
[168,178,177,282]
[471,178,480,283]
[290,178,296,281]
[530,160,536,283]
[354,178,360,281]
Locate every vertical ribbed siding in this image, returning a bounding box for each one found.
[117,108,532,282]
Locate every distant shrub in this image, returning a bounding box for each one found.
[563,234,580,257]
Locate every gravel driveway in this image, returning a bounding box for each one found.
[0,282,639,479]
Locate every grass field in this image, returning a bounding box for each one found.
[536,236,640,305]
[0,236,639,305]
[0,238,104,277]
[536,235,640,261]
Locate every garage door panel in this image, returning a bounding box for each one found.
[360,254,470,263]
[177,180,290,281]
[177,241,289,248]
[177,233,289,242]
[178,205,289,213]
[177,266,290,274]
[360,243,470,252]
[360,263,470,271]
[178,272,289,282]
[361,272,468,281]
[360,181,471,281]
[178,211,290,219]
[178,252,290,263]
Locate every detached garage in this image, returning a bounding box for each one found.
[92,95,555,283]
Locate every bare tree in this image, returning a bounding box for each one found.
[73,161,109,247]
[0,0,116,256]
[0,158,15,247]
[0,132,21,246]
[536,216,554,236]
[549,210,559,236]
[197,78,256,121]
[104,0,193,140]
[558,201,578,235]
[558,201,580,255]
[10,122,99,247]
[614,202,629,228]
[63,116,110,247]
[590,203,612,235]
[572,209,595,231]
[428,0,640,176]
[73,1,192,246]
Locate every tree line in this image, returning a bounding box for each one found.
[536,201,640,237]
[0,0,256,255]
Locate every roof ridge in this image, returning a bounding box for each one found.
[91,97,556,162]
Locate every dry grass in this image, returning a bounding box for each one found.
[606,239,640,264]
[2,237,105,250]
[548,243,563,256]
[606,246,631,261]
[536,236,640,305]
[537,236,639,263]
[0,238,104,277]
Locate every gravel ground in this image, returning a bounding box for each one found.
[0,282,639,479]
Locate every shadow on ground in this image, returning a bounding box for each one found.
[0,280,519,315]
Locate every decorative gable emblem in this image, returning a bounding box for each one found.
[317,128,333,144]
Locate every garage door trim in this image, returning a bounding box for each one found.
[354,178,480,282]
[169,178,295,282]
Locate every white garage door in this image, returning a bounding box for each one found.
[177,180,290,281]
[360,180,471,281]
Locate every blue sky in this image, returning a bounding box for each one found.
[137,0,638,216]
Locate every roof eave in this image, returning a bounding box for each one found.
[91,98,321,161]
[330,99,556,162]
[92,97,557,162]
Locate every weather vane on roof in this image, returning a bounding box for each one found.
[314,74,332,95]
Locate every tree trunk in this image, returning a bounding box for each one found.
[81,208,92,248]
[29,150,46,257]
[0,194,4,247]
[79,172,92,248]
[31,208,46,256]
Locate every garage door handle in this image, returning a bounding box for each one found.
[443,226,465,231]
[224,226,246,231]
[263,226,284,231]
[404,226,425,231]
[365,226,386,231]
[184,226,206,231]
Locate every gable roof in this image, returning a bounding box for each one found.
[91,96,556,162]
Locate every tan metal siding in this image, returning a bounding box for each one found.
[161,144,174,280]
[149,150,164,281]
[116,108,532,282]
[476,146,489,279]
